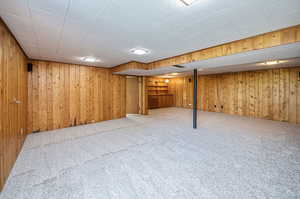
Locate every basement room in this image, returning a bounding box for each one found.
[0,0,300,198]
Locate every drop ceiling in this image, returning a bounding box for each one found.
[115,42,300,76]
[0,0,300,67]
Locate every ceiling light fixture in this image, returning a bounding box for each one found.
[264,60,279,65]
[81,57,100,63]
[130,48,150,55]
[179,0,199,6]
[160,75,175,78]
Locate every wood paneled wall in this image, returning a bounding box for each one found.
[0,19,28,190]
[126,76,139,114]
[111,25,300,73]
[148,25,300,69]
[28,61,126,132]
[169,76,193,109]
[112,61,147,73]
[138,77,148,115]
[169,67,300,124]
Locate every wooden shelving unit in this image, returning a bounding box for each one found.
[147,78,173,109]
[147,79,169,95]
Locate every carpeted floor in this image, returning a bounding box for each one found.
[1,108,300,199]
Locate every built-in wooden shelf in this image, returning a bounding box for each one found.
[148,89,168,91]
[148,94,173,96]
[147,78,173,109]
[148,85,169,87]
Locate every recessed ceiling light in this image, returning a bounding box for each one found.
[160,75,175,78]
[81,57,100,62]
[258,60,290,66]
[171,73,179,75]
[265,60,279,65]
[179,0,199,6]
[130,48,150,55]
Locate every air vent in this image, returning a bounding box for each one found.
[173,65,185,69]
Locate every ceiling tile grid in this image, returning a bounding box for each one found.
[0,0,299,68]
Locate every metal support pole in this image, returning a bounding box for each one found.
[193,69,198,129]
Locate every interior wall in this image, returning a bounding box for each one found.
[138,76,148,115]
[0,19,28,190]
[27,61,126,132]
[126,76,139,114]
[169,76,193,109]
[169,67,300,124]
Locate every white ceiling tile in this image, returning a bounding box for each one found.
[23,45,39,57]
[0,0,29,17]
[18,38,37,49]
[31,9,64,31]
[28,0,69,17]
[30,9,64,53]
[68,0,110,22]
[1,14,35,41]
[57,19,88,53]
[1,0,299,67]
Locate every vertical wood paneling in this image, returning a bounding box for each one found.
[0,19,28,190]
[121,76,126,115]
[289,68,297,123]
[46,63,53,130]
[64,65,70,127]
[27,67,33,133]
[75,65,81,125]
[228,73,235,115]
[256,71,263,118]
[272,69,280,121]
[198,76,205,110]
[103,70,113,120]
[52,63,61,129]
[94,68,100,121]
[0,155,3,189]
[38,62,47,131]
[97,69,104,121]
[79,66,87,124]
[32,64,39,131]
[27,61,126,132]
[169,67,300,124]
[138,77,148,115]
[217,75,224,112]
[237,73,245,115]
[279,69,289,122]
[262,70,273,119]
[297,68,300,124]
[112,75,121,118]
